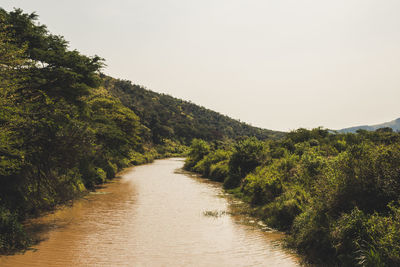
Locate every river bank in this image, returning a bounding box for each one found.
[184,132,400,266]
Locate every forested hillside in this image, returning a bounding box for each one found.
[185,128,400,266]
[0,8,283,253]
[103,76,284,144]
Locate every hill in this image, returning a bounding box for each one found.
[103,76,284,144]
[338,117,400,133]
[0,8,283,253]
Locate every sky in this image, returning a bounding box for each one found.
[2,0,400,131]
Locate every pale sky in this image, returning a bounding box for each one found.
[3,0,400,131]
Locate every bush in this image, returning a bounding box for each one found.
[193,149,231,177]
[103,160,118,179]
[94,168,107,184]
[225,137,266,188]
[184,139,210,169]
[0,206,30,253]
[331,203,400,266]
[289,208,335,264]
[331,207,369,266]
[156,139,188,157]
[362,203,400,266]
[209,160,229,182]
[317,143,400,217]
[130,151,149,165]
[242,165,282,205]
[261,185,308,230]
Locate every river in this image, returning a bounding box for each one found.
[0,158,299,266]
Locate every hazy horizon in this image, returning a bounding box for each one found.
[3,0,400,131]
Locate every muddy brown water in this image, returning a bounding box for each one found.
[0,158,300,267]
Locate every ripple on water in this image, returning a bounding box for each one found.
[0,158,299,267]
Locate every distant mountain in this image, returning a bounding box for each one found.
[102,76,285,143]
[338,118,400,133]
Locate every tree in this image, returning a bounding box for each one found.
[224,137,266,188]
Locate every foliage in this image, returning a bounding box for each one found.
[184,139,210,170]
[208,160,229,182]
[224,137,267,188]
[193,149,231,178]
[186,128,400,265]
[0,8,183,253]
[103,77,284,144]
[0,206,30,253]
[4,8,400,265]
[155,139,189,157]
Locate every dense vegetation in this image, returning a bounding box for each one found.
[0,8,160,252]
[0,8,283,253]
[4,7,399,265]
[103,76,284,144]
[185,128,400,266]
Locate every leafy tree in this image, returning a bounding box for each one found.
[224,137,266,188]
[184,139,210,169]
[3,8,104,103]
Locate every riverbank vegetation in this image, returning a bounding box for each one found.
[4,7,398,266]
[0,8,155,252]
[0,8,280,254]
[185,128,400,266]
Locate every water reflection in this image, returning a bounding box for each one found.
[0,158,299,267]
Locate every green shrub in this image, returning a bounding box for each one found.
[209,160,229,182]
[242,165,282,205]
[331,204,400,266]
[317,143,400,217]
[261,185,308,230]
[225,137,266,188]
[103,160,118,179]
[94,168,107,184]
[0,206,30,253]
[289,208,335,264]
[156,139,188,157]
[362,203,400,266]
[130,151,148,165]
[184,139,210,170]
[331,207,369,266]
[193,149,231,177]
